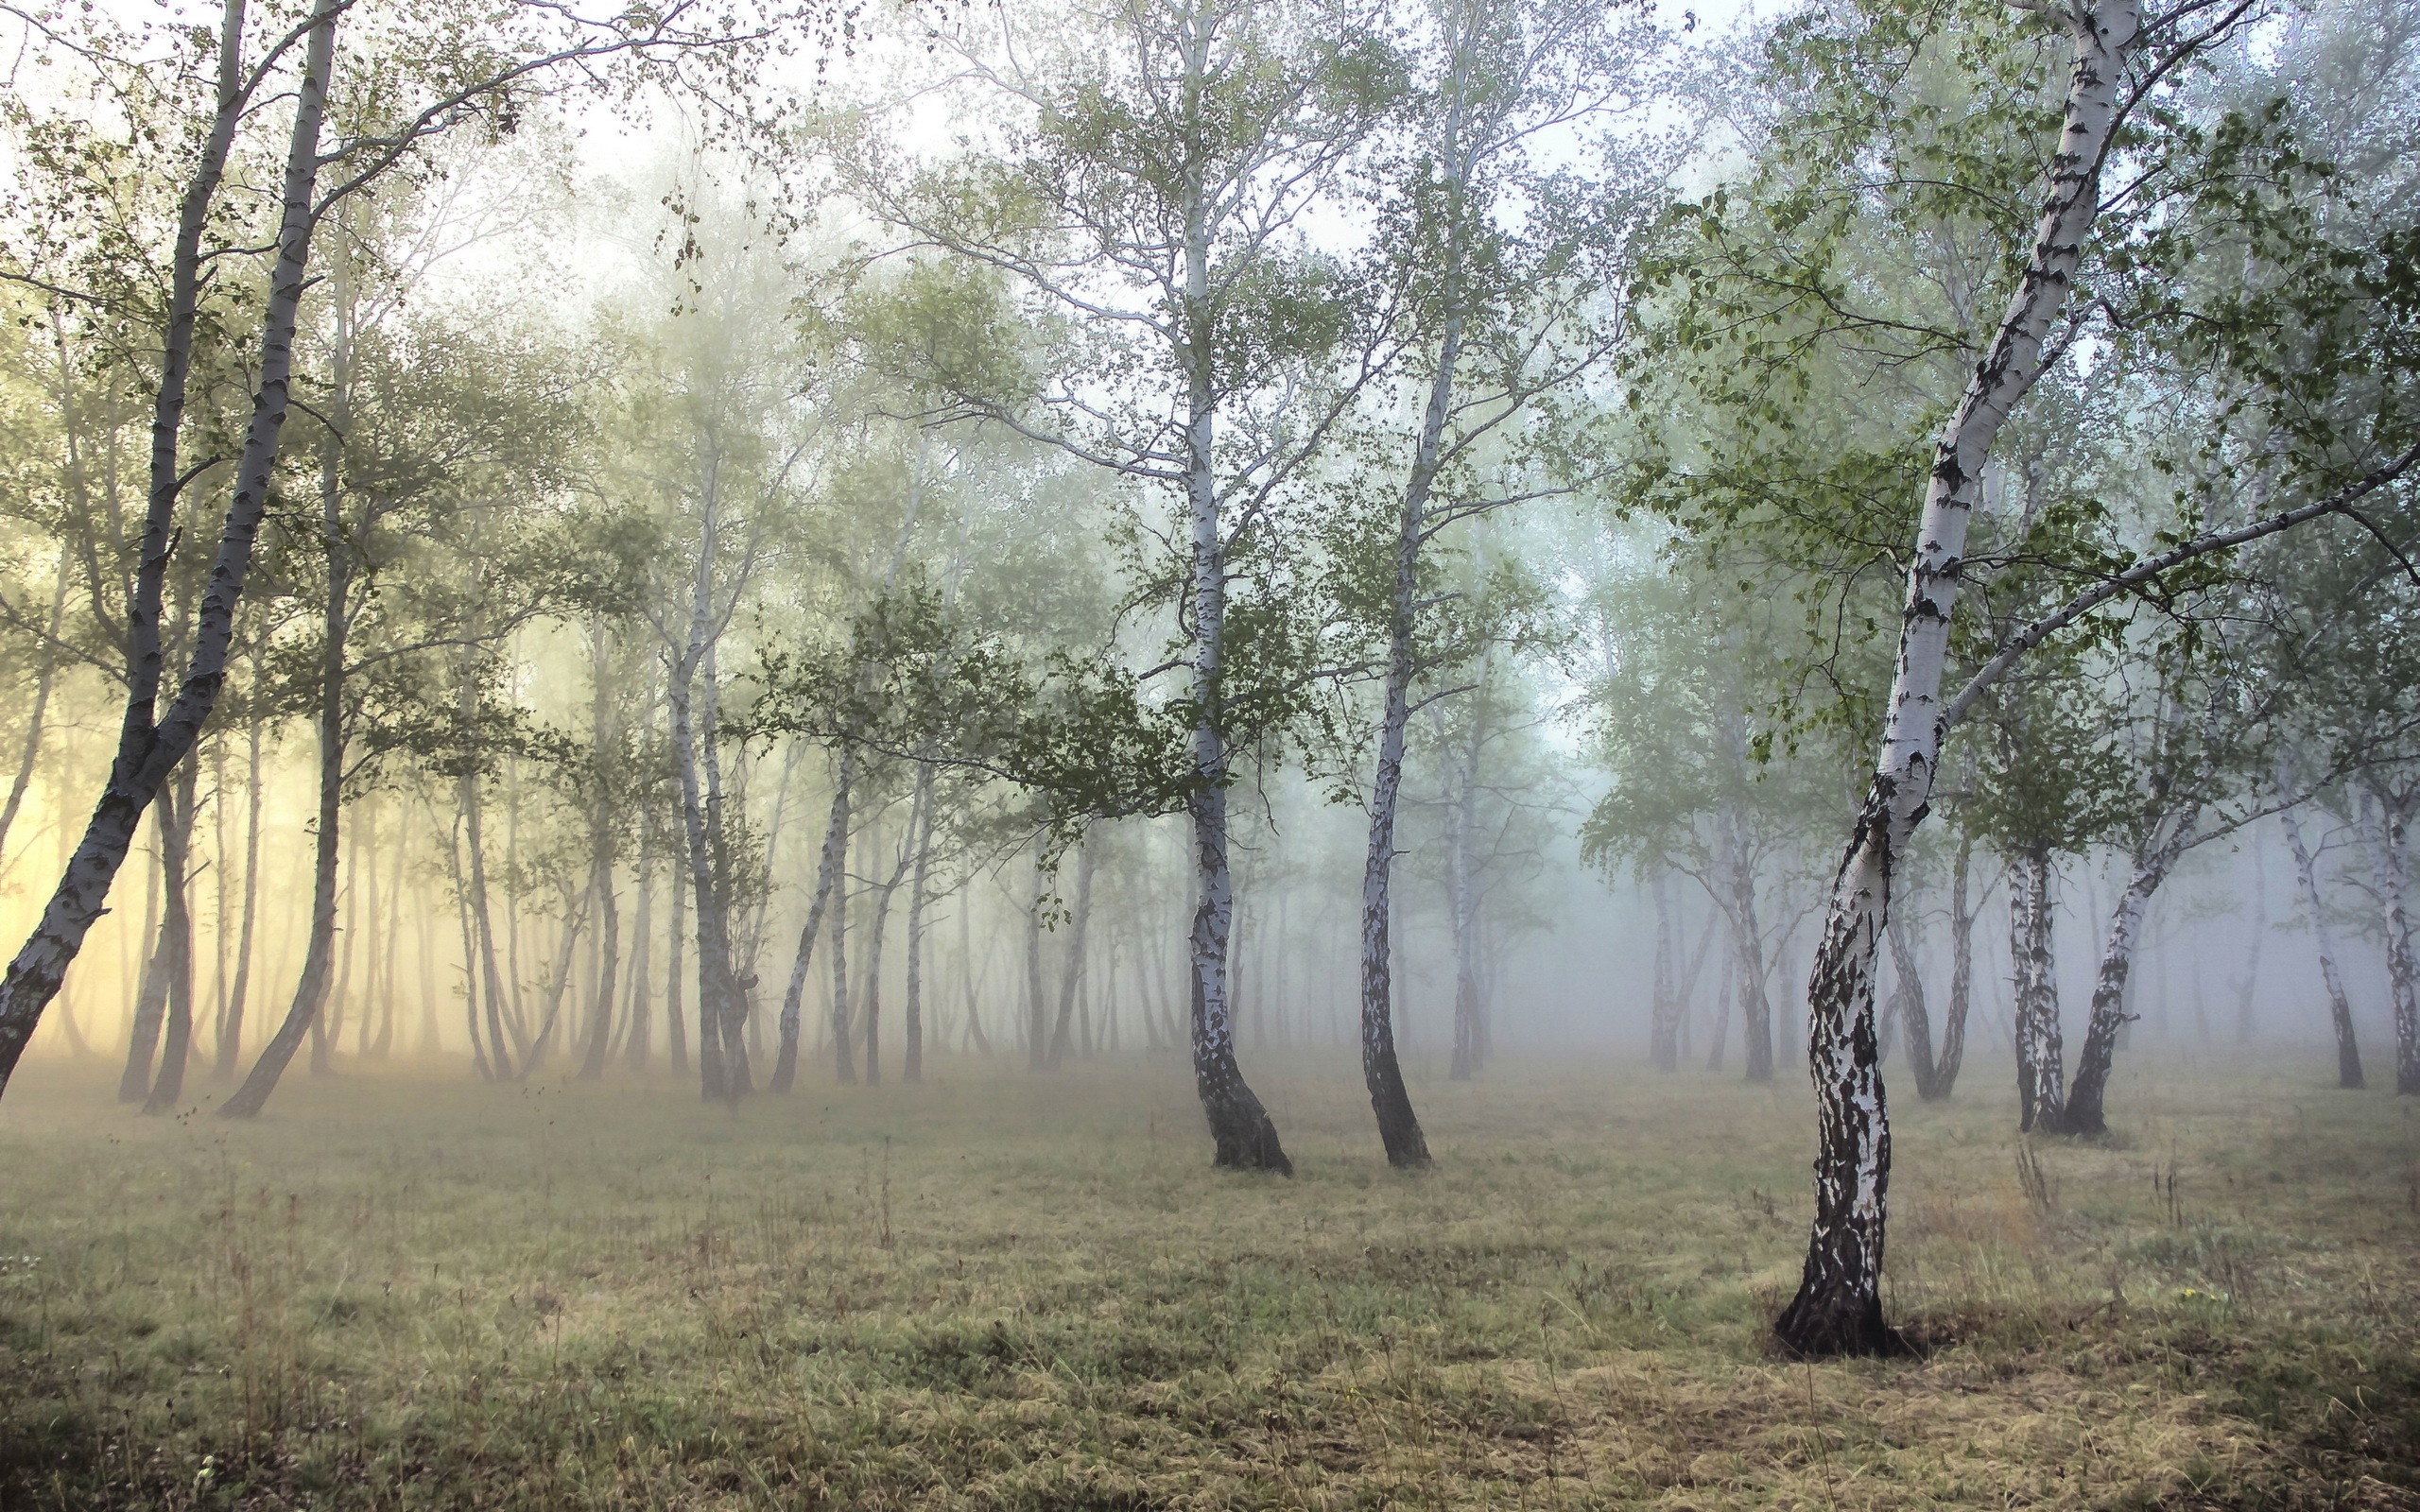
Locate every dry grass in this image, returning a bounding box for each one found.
[1,1047,2415,1509]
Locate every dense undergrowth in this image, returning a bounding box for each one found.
[1,1049,2414,1509]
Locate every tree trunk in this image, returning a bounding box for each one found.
[624,829,655,1072]
[666,847,689,1076]
[1046,831,1098,1071]
[1720,800,1775,1082]
[2060,831,2186,1136]
[2368,790,2420,1095]
[1776,0,2141,1357]
[140,764,200,1112]
[1445,732,1482,1083]
[2011,848,2066,1133]
[370,829,402,1058]
[1888,916,1938,1095]
[578,619,621,1083]
[1025,845,1048,1071]
[1650,874,1679,1071]
[860,827,914,1088]
[773,753,850,1092]
[216,714,264,1078]
[2279,798,2361,1088]
[904,762,936,1083]
[2235,840,2263,1046]
[315,807,362,1075]
[1934,831,1977,1099]
[118,797,172,1104]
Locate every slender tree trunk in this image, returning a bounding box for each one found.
[1720,802,1775,1082]
[2060,822,2189,1136]
[1932,831,1977,1099]
[315,810,362,1075]
[463,765,516,1078]
[666,845,689,1076]
[773,753,850,1092]
[0,0,341,1097]
[216,714,264,1078]
[624,829,656,1071]
[904,763,936,1083]
[861,829,912,1088]
[669,664,740,1101]
[118,796,172,1104]
[140,764,199,1112]
[1650,874,1680,1072]
[2368,790,2420,1095]
[2236,841,2263,1046]
[1026,845,1049,1071]
[2011,848,2066,1133]
[1358,367,1440,1153]
[2279,798,2361,1088]
[1445,741,1482,1083]
[813,806,848,1082]
[443,809,493,1081]
[518,887,587,1080]
[1047,831,1098,1071]
[1889,916,1939,1095]
[579,619,621,1082]
[371,830,402,1058]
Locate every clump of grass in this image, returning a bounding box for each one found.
[0,1052,2413,1508]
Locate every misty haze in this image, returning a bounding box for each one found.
[1,0,2416,1504]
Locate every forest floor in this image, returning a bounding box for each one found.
[1,1046,2416,1510]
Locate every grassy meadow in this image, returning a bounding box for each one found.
[1,1048,2415,1509]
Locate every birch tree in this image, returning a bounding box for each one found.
[0,0,810,1098]
[851,0,1403,1172]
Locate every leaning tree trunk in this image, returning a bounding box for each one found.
[0,0,340,1098]
[2060,820,2193,1136]
[772,753,850,1092]
[1774,0,2141,1357]
[2279,797,2361,1088]
[1356,111,1474,1152]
